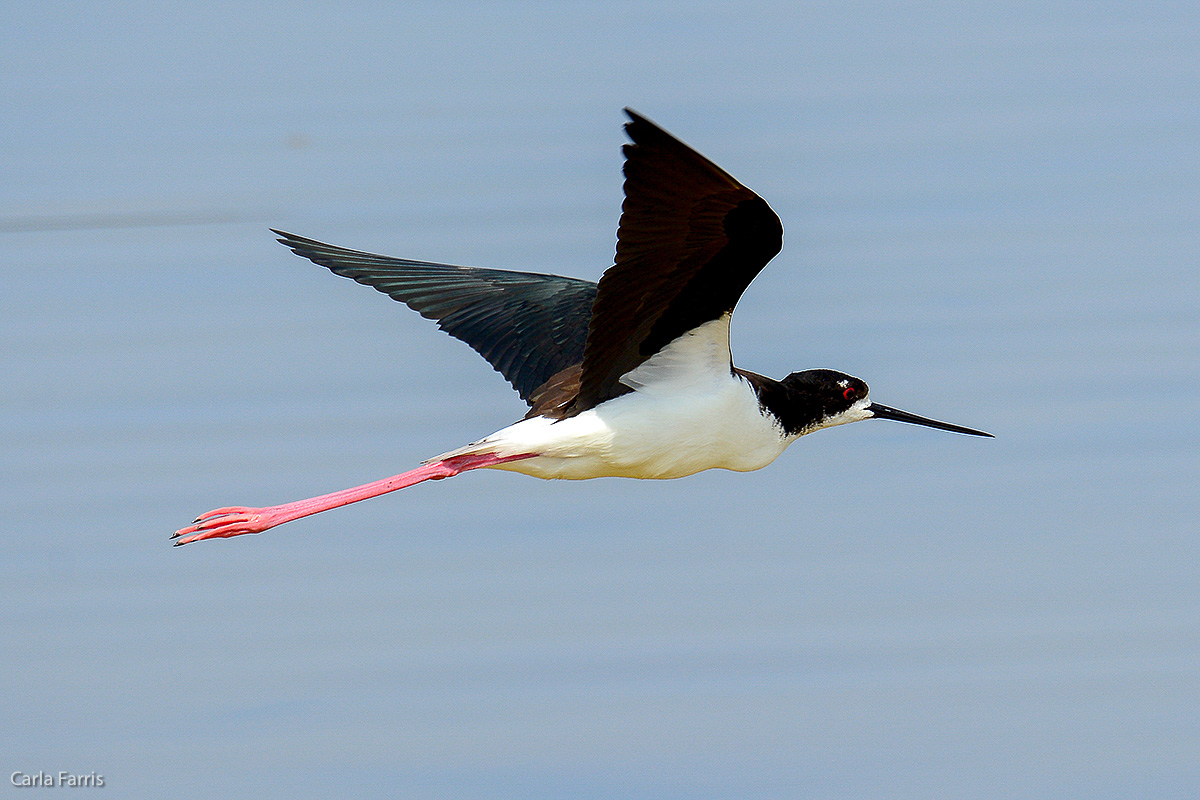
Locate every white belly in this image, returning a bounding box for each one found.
[447,373,793,480]
[430,317,796,480]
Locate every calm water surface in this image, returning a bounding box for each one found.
[3,2,1198,798]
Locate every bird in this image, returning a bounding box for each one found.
[173,109,991,546]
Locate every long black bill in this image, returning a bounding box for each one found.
[868,403,993,437]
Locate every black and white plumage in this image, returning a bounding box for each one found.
[175,109,990,546]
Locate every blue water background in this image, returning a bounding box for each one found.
[2,2,1198,797]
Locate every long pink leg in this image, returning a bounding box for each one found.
[172,452,536,546]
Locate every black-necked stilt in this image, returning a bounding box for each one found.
[174,109,991,546]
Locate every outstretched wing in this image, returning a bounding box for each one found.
[567,109,783,415]
[273,230,597,403]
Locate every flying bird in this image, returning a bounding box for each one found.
[174,109,990,546]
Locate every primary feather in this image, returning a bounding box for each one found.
[272,230,597,403]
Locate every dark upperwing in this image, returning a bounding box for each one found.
[272,230,597,403]
[564,109,783,416]
[275,110,782,419]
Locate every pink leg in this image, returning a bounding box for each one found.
[172,452,535,546]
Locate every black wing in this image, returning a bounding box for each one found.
[272,230,597,403]
[568,109,783,414]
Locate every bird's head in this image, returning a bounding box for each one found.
[780,369,993,437]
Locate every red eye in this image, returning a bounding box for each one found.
[843,387,856,400]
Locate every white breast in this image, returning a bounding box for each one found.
[434,316,797,480]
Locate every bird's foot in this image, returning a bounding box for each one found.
[172,506,277,546]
